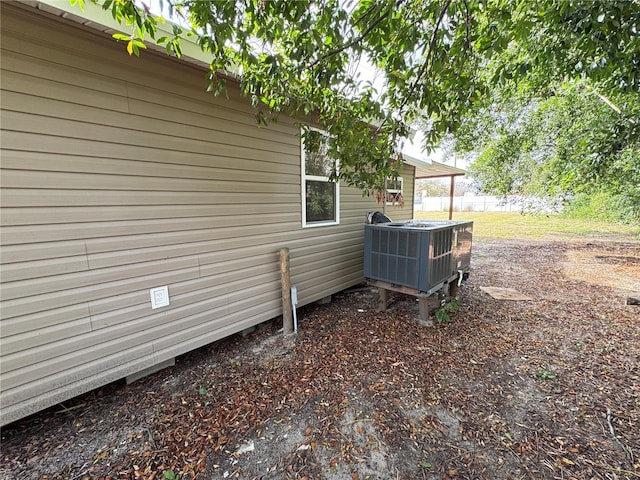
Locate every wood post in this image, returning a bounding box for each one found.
[449,280,459,299]
[448,175,455,220]
[280,248,293,334]
[418,297,432,324]
[371,280,435,326]
[377,287,388,312]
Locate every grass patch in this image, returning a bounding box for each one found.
[413,211,640,241]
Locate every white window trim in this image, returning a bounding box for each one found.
[301,127,340,228]
[385,176,404,205]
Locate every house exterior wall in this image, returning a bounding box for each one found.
[0,3,414,426]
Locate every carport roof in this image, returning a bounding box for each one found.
[402,154,466,179]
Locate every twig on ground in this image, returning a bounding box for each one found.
[584,457,640,478]
[69,464,90,480]
[344,418,375,425]
[55,403,87,414]
[606,408,635,466]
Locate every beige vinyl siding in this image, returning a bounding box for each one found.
[0,3,414,426]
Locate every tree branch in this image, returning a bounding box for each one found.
[464,0,471,48]
[372,0,452,138]
[581,81,637,125]
[398,0,453,114]
[303,1,401,71]
[351,2,382,28]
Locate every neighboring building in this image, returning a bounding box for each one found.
[0,1,421,425]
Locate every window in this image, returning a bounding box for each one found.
[301,127,339,226]
[385,177,404,205]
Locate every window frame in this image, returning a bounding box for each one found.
[301,127,340,228]
[385,176,404,205]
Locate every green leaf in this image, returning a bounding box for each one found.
[173,41,182,58]
[536,369,557,380]
[163,470,176,480]
[420,461,432,468]
[112,33,131,42]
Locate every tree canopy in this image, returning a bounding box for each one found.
[460,85,639,220]
[77,0,639,202]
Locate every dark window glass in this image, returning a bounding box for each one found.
[305,180,336,223]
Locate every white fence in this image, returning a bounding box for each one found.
[416,195,526,213]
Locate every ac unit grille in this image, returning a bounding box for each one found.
[371,228,420,257]
[432,229,452,257]
[369,229,420,288]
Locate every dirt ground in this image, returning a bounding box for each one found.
[1,238,639,480]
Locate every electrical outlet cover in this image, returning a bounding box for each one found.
[150,286,170,309]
